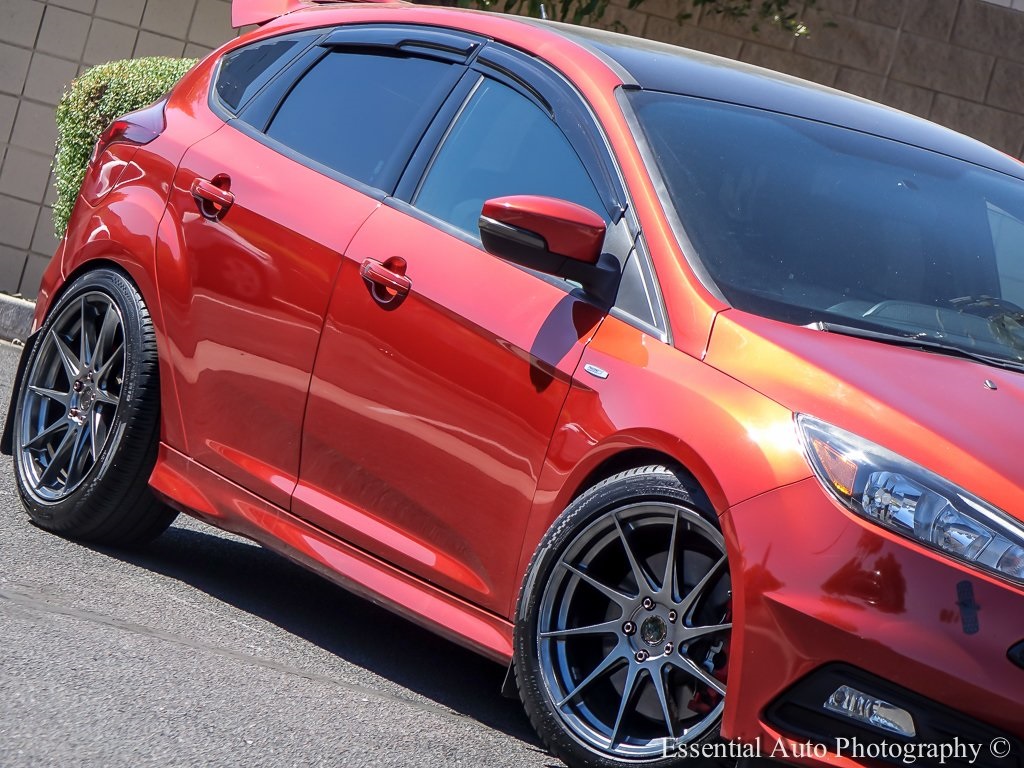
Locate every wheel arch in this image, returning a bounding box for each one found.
[566,446,716,517]
[512,429,735,616]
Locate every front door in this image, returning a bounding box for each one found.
[293,71,623,615]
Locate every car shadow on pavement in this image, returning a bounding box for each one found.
[93,519,547,752]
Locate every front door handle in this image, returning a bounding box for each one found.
[360,257,411,301]
[191,175,234,219]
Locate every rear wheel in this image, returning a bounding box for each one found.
[12,267,176,545]
[515,466,732,767]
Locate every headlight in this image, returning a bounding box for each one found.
[796,414,1024,584]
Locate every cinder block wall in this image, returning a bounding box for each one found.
[1,0,1023,299]
[610,0,1024,159]
[0,0,237,298]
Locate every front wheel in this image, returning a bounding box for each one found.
[11,267,176,545]
[514,466,732,768]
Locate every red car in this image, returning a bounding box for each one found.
[4,1,1024,765]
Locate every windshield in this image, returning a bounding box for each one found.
[629,90,1024,365]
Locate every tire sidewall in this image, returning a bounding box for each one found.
[12,268,154,528]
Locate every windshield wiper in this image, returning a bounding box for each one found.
[809,321,1024,374]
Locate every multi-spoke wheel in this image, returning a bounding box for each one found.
[11,267,176,545]
[515,466,731,768]
[18,291,124,500]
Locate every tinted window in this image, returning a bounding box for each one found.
[414,79,605,236]
[990,203,1024,307]
[630,91,1024,364]
[266,51,457,189]
[216,37,305,113]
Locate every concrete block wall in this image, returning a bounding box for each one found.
[1,0,1024,299]
[0,0,237,299]
[594,0,1024,161]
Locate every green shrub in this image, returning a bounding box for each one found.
[53,56,197,238]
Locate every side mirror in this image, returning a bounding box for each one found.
[479,195,618,303]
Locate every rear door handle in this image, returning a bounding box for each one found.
[191,176,234,219]
[360,257,411,300]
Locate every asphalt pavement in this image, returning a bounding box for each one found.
[0,340,560,768]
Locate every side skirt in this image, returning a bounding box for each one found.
[149,442,514,663]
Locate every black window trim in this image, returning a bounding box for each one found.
[320,25,484,63]
[609,233,669,338]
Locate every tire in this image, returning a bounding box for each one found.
[11,267,177,546]
[514,466,732,768]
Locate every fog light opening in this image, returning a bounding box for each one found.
[824,685,917,738]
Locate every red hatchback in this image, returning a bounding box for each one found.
[5,1,1024,765]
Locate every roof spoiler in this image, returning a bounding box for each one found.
[231,0,395,28]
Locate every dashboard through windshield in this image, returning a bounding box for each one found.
[629,90,1024,366]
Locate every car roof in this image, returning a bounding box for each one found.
[520,18,1024,182]
[267,4,1024,181]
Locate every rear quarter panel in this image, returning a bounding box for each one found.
[54,54,228,452]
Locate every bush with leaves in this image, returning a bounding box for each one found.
[52,56,197,238]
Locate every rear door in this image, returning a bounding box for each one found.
[293,45,632,615]
[158,27,472,507]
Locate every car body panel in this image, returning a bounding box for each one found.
[156,123,379,507]
[233,4,726,356]
[294,203,606,614]
[516,313,814,615]
[149,441,514,662]
[45,54,228,452]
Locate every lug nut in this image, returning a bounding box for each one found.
[73,380,84,392]
[635,649,649,662]
[622,621,636,636]
[664,643,673,655]
[642,597,655,610]
[668,610,677,623]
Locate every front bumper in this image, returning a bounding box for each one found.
[721,477,1024,763]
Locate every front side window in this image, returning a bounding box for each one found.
[414,78,606,236]
[630,90,1024,365]
[266,51,458,189]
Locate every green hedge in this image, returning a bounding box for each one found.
[53,56,198,238]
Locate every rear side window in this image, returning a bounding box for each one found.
[216,36,306,113]
[265,51,458,190]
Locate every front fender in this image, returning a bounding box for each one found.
[515,314,812,613]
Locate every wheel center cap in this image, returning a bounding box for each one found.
[70,378,96,418]
[640,615,668,646]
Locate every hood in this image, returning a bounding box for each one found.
[705,309,1024,521]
